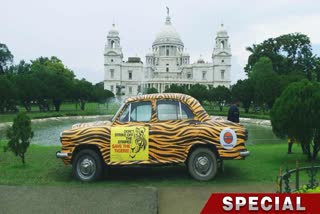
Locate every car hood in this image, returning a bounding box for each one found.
[71,120,112,129]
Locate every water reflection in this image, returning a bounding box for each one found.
[0,116,111,146]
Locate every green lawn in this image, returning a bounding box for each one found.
[0,141,317,187]
[0,102,119,123]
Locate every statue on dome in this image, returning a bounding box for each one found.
[166,6,169,16]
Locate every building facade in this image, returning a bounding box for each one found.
[104,11,231,98]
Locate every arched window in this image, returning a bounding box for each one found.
[111,40,115,48]
[220,41,225,49]
[202,71,206,80]
[221,70,225,79]
[166,49,169,56]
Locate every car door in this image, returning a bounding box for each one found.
[110,101,153,164]
[149,99,197,164]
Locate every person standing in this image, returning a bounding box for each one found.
[227,101,240,123]
[288,137,294,154]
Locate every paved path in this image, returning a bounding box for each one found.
[158,183,276,214]
[0,183,275,214]
[0,185,158,214]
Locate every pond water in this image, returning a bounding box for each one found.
[243,122,285,145]
[0,117,285,146]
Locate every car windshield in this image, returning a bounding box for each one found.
[112,102,126,122]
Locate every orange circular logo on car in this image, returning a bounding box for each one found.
[223,132,233,144]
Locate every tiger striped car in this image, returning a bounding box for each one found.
[56,93,250,182]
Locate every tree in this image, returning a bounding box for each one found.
[145,87,158,94]
[250,57,281,109]
[6,60,31,74]
[0,43,13,74]
[164,84,188,94]
[188,84,208,104]
[92,82,114,103]
[270,80,320,160]
[13,73,40,112]
[245,44,260,74]
[4,113,34,164]
[31,57,75,111]
[278,72,305,93]
[0,75,17,113]
[4,60,35,111]
[245,33,317,80]
[231,79,254,113]
[209,86,231,111]
[72,78,93,110]
[316,57,320,82]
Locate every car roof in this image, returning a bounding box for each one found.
[126,93,196,103]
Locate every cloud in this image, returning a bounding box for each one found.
[230,13,320,83]
[252,14,320,44]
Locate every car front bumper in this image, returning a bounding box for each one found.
[56,151,70,158]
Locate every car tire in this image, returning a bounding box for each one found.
[187,147,218,181]
[72,149,103,182]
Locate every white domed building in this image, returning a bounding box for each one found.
[104,10,231,98]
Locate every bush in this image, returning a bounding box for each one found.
[270,80,320,160]
[4,113,34,164]
[295,185,320,193]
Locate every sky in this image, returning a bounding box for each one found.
[1,0,320,84]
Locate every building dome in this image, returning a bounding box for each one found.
[197,55,205,63]
[152,15,184,47]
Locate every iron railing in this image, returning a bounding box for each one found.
[277,162,320,193]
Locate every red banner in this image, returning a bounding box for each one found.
[201,193,320,214]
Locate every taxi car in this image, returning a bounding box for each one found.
[56,93,250,182]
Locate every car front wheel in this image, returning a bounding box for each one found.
[72,149,102,182]
[187,147,218,181]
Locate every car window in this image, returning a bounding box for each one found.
[119,101,152,122]
[180,102,194,119]
[130,102,152,122]
[157,100,194,121]
[157,100,179,121]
